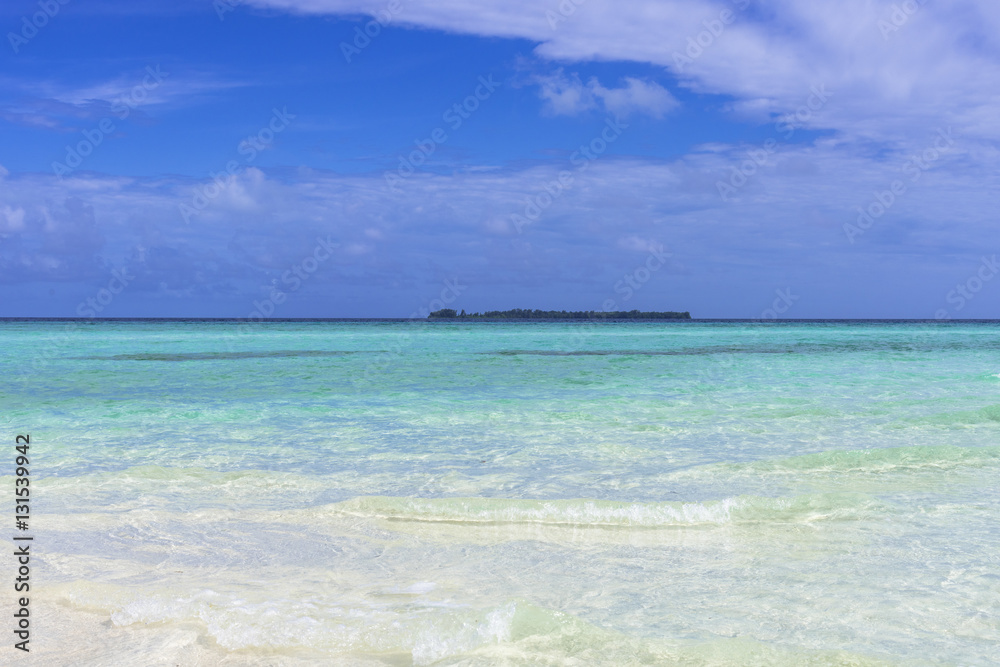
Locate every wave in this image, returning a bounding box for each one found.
[329,493,880,528]
[55,587,895,666]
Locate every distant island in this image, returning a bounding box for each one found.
[428,309,691,320]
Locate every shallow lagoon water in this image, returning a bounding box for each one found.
[2,320,998,665]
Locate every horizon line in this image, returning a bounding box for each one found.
[0,318,995,323]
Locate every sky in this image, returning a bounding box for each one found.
[0,0,998,318]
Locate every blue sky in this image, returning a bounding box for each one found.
[1,0,998,318]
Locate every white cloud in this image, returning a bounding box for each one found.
[534,70,596,116]
[0,70,248,131]
[240,0,1000,145]
[345,242,374,255]
[533,71,678,118]
[28,69,244,110]
[2,127,998,315]
[617,236,663,253]
[0,133,993,288]
[1,206,26,233]
[591,77,679,118]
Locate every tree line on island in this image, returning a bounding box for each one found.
[427,309,691,320]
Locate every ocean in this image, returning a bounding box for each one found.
[2,320,998,665]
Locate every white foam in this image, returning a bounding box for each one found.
[335,496,756,527]
[412,602,516,665]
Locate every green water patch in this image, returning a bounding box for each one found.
[486,337,1000,358]
[740,401,845,420]
[706,445,1000,477]
[917,402,1000,425]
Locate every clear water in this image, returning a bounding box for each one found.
[2,320,998,665]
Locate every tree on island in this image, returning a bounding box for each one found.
[427,308,690,320]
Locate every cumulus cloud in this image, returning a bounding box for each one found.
[6,0,1000,315]
[240,0,1000,145]
[533,70,594,116]
[533,70,678,118]
[590,77,679,118]
[0,197,106,283]
[0,129,994,316]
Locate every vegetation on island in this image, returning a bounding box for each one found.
[428,309,691,320]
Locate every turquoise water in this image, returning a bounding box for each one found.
[2,320,999,665]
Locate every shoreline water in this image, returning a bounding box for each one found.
[3,321,998,664]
